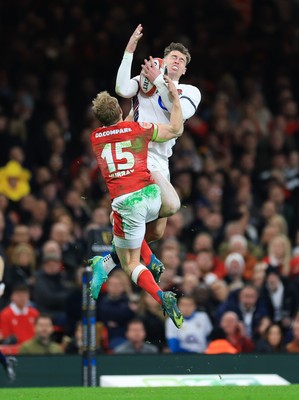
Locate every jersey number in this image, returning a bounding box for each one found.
[101,140,135,172]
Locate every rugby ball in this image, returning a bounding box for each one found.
[139,58,164,96]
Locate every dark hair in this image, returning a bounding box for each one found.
[126,318,145,329]
[164,42,191,65]
[209,327,227,341]
[11,283,30,293]
[178,294,197,305]
[34,313,53,324]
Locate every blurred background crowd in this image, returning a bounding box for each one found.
[1,0,299,355]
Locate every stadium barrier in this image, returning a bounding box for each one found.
[1,354,299,387]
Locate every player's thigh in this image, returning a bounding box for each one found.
[151,170,180,213]
[150,171,178,202]
[145,217,167,242]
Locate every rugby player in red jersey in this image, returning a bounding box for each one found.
[88,77,184,328]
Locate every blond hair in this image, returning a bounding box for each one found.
[164,42,191,65]
[92,91,121,126]
[268,233,291,276]
[268,214,288,235]
[11,243,36,273]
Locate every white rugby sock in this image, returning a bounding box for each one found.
[102,254,117,274]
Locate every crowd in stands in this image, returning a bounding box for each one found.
[1,0,299,355]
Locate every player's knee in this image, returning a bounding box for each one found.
[159,197,181,218]
[148,228,164,242]
[167,198,181,215]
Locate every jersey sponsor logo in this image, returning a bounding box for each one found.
[95,127,132,138]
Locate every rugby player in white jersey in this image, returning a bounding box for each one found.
[89,24,201,286]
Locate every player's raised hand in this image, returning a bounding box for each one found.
[125,24,143,53]
[141,56,161,83]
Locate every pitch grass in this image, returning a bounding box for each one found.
[0,386,299,400]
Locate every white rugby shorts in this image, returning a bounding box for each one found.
[112,184,161,249]
[147,151,170,181]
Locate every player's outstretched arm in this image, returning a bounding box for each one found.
[153,78,183,142]
[154,74,201,120]
[115,24,143,98]
[125,24,143,54]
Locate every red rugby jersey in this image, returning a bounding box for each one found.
[90,121,158,199]
[0,304,39,344]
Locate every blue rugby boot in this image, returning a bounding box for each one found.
[159,291,183,329]
[87,256,108,300]
[146,254,165,283]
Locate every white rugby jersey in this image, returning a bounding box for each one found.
[166,311,213,353]
[116,52,201,162]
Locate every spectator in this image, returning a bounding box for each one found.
[0,284,39,344]
[49,221,85,283]
[63,319,108,354]
[158,247,181,291]
[33,249,70,328]
[5,224,31,265]
[268,214,288,236]
[195,249,218,286]
[41,239,61,258]
[3,242,36,300]
[85,205,112,257]
[286,322,299,353]
[63,188,91,228]
[261,267,298,330]
[255,323,286,353]
[226,234,258,281]
[190,232,226,278]
[217,285,269,339]
[209,279,230,323]
[204,327,238,355]
[267,183,293,235]
[97,270,135,351]
[219,311,255,353]
[257,200,278,236]
[263,234,292,277]
[223,252,246,292]
[114,319,159,354]
[63,321,84,355]
[137,291,167,352]
[19,314,63,354]
[166,295,212,353]
[218,221,263,261]
[254,316,272,343]
[251,262,267,290]
[178,273,200,298]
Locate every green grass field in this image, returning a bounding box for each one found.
[0,386,299,400]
